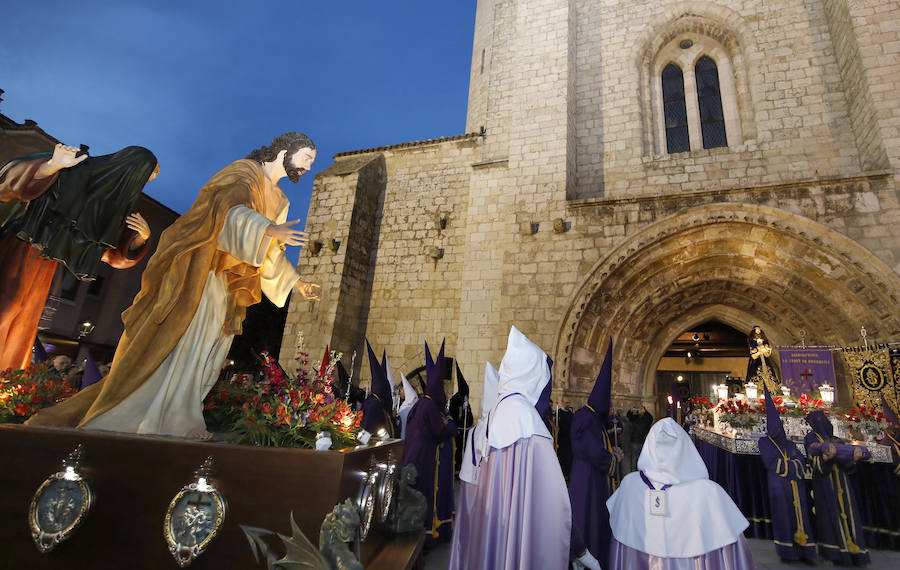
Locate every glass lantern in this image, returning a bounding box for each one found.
[716,384,729,401]
[744,382,758,401]
[818,383,834,406]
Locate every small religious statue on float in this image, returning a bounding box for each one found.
[746,325,781,396]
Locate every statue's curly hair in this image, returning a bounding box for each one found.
[246,132,316,164]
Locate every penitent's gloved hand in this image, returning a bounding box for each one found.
[573,550,602,570]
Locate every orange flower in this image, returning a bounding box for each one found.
[14,403,31,416]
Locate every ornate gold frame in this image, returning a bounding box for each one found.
[163,459,227,568]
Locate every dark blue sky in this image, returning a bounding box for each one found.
[2,2,476,263]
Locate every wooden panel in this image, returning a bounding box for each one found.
[0,425,411,569]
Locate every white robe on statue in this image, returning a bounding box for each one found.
[84,204,298,437]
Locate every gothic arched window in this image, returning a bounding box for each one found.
[695,56,727,149]
[662,63,690,154]
[649,32,746,157]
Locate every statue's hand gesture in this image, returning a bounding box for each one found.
[295,280,320,300]
[36,143,88,179]
[264,219,308,246]
[126,213,151,248]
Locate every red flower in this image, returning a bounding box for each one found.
[30,394,44,404]
[260,402,272,414]
[14,403,30,416]
[203,401,216,410]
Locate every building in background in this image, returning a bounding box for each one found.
[288,1,900,415]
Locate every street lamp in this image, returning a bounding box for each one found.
[78,319,95,338]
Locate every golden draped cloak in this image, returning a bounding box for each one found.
[26,159,272,428]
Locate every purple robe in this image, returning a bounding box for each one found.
[402,396,456,545]
[758,436,816,561]
[804,412,870,565]
[557,408,574,479]
[568,407,615,567]
[448,436,571,569]
[360,394,398,437]
[609,535,757,569]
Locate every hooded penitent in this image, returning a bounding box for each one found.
[803,410,871,564]
[402,339,457,546]
[484,326,552,452]
[569,338,616,567]
[81,351,103,390]
[449,326,571,570]
[459,362,499,484]
[449,362,475,473]
[606,418,752,566]
[398,373,419,439]
[360,340,397,437]
[757,384,815,562]
[32,337,49,363]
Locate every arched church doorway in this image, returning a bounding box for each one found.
[554,204,900,414]
[655,321,747,419]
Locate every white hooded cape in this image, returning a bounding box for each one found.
[606,418,749,558]
[483,326,551,454]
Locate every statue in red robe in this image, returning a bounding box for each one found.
[0,143,157,371]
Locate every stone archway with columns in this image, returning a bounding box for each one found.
[554,203,900,407]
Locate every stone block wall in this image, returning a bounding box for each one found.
[288,0,900,413]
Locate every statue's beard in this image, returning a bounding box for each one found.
[283,153,305,183]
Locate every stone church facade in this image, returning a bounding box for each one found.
[285,0,900,412]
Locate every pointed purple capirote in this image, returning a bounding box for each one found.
[80,352,103,389]
[763,383,786,443]
[361,340,397,437]
[569,338,615,567]
[587,339,612,423]
[759,383,816,561]
[424,339,448,409]
[33,337,49,364]
[402,339,457,546]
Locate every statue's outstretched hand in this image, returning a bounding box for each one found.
[36,143,88,178]
[265,219,308,246]
[126,213,151,245]
[295,280,320,300]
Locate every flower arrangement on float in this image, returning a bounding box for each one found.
[0,362,75,423]
[714,398,763,431]
[203,333,362,449]
[843,406,891,438]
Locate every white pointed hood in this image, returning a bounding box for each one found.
[460,362,500,484]
[485,326,551,452]
[398,371,418,440]
[637,417,709,485]
[481,362,499,416]
[607,418,748,557]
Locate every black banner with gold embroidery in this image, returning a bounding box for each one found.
[840,344,899,411]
